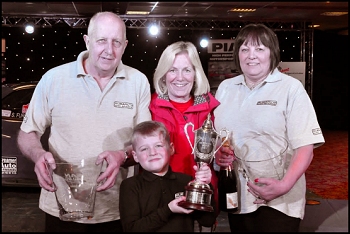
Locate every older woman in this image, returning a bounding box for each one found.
[214,24,325,232]
[149,41,220,231]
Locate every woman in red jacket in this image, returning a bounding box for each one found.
[149,41,220,232]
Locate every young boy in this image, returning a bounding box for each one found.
[119,121,216,232]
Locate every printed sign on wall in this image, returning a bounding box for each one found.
[207,40,306,93]
[207,39,237,94]
[278,62,306,87]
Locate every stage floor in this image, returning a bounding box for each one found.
[1,187,348,232]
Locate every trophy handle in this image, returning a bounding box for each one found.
[214,129,230,154]
[184,122,195,154]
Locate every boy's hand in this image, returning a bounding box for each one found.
[168,196,194,214]
[193,163,212,184]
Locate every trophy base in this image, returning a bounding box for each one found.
[178,182,214,212]
[178,201,214,212]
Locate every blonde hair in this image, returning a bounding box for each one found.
[153,41,210,96]
[131,121,171,149]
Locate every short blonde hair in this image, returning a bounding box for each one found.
[131,121,171,149]
[153,41,210,96]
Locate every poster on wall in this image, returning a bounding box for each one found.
[207,40,306,93]
[207,39,238,94]
[278,62,306,87]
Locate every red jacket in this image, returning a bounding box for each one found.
[149,92,221,215]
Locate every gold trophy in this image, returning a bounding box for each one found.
[179,113,229,212]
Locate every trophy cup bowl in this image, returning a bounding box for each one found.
[178,114,229,212]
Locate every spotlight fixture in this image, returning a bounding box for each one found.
[25,22,35,34]
[149,22,160,36]
[200,38,209,48]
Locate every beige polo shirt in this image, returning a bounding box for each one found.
[214,68,325,219]
[21,51,152,223]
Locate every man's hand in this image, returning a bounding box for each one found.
[95,150,125,191]
[35,151,56,192]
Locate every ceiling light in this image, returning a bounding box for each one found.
[200,38,209,48]
[308,24,320,28]
[149,23,159,36]
[126,11,150,15]
[320,12,348,16]
[25,22,35,34]
[228,8,256,12]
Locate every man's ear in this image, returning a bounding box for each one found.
[132,151,139,163]
[169,142,175,155]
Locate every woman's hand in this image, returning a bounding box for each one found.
[247,178,290,204]
[215,145,235,168]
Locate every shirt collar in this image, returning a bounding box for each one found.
[158,93,210,106]
[234,68,282,86]
[76,50,126,80]
[141,166,177,181]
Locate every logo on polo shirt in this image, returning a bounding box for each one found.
[114,101,133,109]
[256,100,277,106]
[312,128,322,135]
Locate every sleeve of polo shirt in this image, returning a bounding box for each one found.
[20,74,52,136]
[134,73,152,124]
[285,80,324,149]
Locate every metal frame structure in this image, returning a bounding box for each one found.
[2,16,89,28]
[2,15,312,30]
[2,16,314,98]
